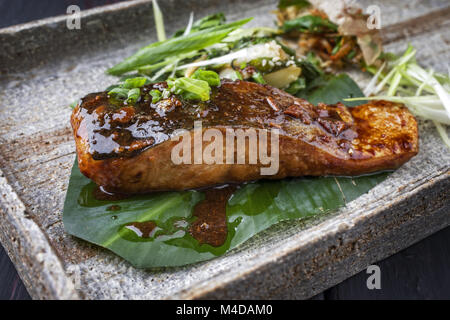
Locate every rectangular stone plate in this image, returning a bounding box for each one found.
[0,0,449,299]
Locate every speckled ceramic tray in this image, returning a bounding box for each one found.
[0,0,449,300]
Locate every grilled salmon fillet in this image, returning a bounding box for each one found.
[71,79,418,193]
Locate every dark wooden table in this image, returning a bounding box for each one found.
[0,0,449,300]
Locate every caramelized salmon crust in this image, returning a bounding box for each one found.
[71,79,418,193]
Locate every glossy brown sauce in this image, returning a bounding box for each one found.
[93,185,130,201]
[94,183,238,245]
[125,221,157,238]
[189,186,236,247]
[76,79,359,160]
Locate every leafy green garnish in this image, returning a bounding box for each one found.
[331,37,343,55]
[285,77,306,95]
[247,57,275,73]
[252,72,266,84]
[223,69,243,81]
[347,50,357,60]
[191,69,221,86]
[304,52,322,72]
[297,58,323,84]
[69,100,79,109]
[278,0,311,9]
[230,35,273,51]
[108,77,149,103]
[167,77,211,101]
[126,88,141,104]
[137,52,199,77]
[275,40,296,57]
[107,18,252,75]
[122,77,148,89]
[297,74,366,107]
[173,13,226,37]
[282,15,337,33]
[164,70,220,101]
[150,89,162,103]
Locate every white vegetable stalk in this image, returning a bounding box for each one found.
[373,48,416,95]
[177,40,285,70]
[364,62,385,96]
[183,12,194,36]
[169,13,194,78]
[151,63,174,81]
[223,27,279,42]
[407,64,450,118]
[176,49,248,70]
[152,0,166,42]
[434,121,450,149]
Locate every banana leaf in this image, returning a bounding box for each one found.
[63,160,388,268]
